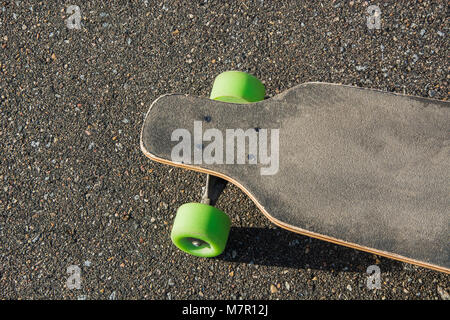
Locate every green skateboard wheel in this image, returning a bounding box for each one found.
[210,71,265,103]
[171,203,231,257]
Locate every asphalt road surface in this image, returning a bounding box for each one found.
[0,1,448,300]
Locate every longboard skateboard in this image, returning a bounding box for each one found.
[140,71,449,273]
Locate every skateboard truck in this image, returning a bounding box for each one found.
[200,175,227,206]
[168,71,266,257]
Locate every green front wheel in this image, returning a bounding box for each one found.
[170,203,231,257]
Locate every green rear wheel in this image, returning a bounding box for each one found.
[210,71,265,103]
[170,203,231,257]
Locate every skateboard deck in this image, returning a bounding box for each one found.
[140,82,450,273]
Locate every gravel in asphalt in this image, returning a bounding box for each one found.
[0,0,448,299]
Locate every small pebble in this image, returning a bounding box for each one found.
[270,284,277,293]
[285,282,291,291]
